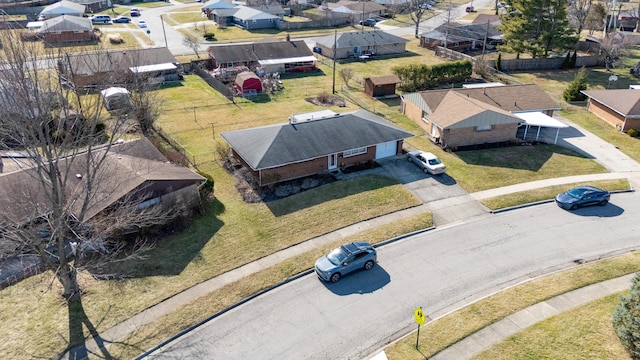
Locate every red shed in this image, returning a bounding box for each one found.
[364,75,401,98]
[235,71,262,96]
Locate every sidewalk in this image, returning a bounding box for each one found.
[80,175,638,359]
[369,273,635,360]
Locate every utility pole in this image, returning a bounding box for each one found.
[332,29,337,94]
[481,20,490,59]
[160,14,168,47]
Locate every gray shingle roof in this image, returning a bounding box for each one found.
[208,40,313,64]
[65,47,177,75]
[221,109,413,169]
[315,30,409,49]
[41,15,92,33]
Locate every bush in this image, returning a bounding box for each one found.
[204,33,216,41]
[627,129,637,137]
[496,53,502,72]
[197,170,214,199]
[613,273,640,359]
[563,67,588,102]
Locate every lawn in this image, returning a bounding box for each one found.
[385,252,640,360]
[2,30,629,358]
[509,63,640,164]
[473,293,630,359]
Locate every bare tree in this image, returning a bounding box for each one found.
[410,0,432,39]
[595,33,635,71]
[569,0,592,36]
[0,29,183,303]
[339,67,354,87]
[183,33,201,59]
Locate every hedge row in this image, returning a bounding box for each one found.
[392,60,473,92]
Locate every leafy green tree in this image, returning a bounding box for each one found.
[500,0,578,58]
[613,273,640,359]
[562,67,588,102]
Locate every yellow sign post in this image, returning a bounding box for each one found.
[414,307,426,349]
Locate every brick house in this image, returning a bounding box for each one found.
[41,15,94,44]
[401,84,561,148]
[220,109,413,186]
[314,30,409,60]
[581,89,640,132]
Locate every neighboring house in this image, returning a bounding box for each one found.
[471,14,500,25]
[41,15,94,44]
[401,84,562,148]
[232,6,281,29]
[38,0,85,20]
[374,0,411,6]
[0,137,205,226]
[581,89,640,132]
[329,0,387,21]
[314,30,409,59]
[202,0,236,20]
[235,71,262,96]
[220,109,413,186]
[420,23,502,50]
[71,0,111,12]
[208,39,316,75]
[60,47,180,88]
[364,75,400,98]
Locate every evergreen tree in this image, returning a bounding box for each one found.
[562,67,588,102]
[561,52,571,70]
[496,53,502,72]
[500,0,579,58]
[613,272,640,359]
[570,50,577,68]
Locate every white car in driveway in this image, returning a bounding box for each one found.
[407,150,446,175]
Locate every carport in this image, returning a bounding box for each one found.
[516,112,568,144]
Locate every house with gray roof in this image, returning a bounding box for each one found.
[208,39,316,74]
[420,22,502,51]
[41,15,93,44]
[401,84,562,148]
[60,47,179,88]
[38,0,85,20]
[581,89,640,132]
[232,6,281,29]
[314,30,409,59]
[220,109,413,186]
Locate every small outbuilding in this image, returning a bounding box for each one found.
[364,75,401,98]
[235,71,262,96]
[100,87,132,112]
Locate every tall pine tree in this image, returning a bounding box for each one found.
[500,0,578,58]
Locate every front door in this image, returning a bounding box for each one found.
[328,153,338,170]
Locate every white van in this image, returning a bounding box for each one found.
[90,15,111,24]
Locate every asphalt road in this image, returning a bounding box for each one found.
[148,191,640,360]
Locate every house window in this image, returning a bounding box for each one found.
[227,62,233,67]
[343,147,367,157]
[476,125,492,131]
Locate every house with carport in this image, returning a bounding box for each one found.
[208,39,316,75]
[401,84,563,148]
[220,109,413,186]
[581,89,640,132]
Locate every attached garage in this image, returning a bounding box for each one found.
[375,141,398,159]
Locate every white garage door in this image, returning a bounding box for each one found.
[375,141,397,159]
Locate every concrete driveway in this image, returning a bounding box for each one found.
[376,155,489,225]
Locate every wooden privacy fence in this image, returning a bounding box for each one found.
[191,61,235,101]
[435,46,603,71]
